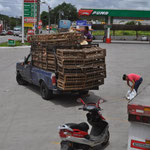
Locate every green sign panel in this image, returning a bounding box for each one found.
[104,25,112,29]
[80,9,150,19]
[24,3,37,17]
[8,39,15,46]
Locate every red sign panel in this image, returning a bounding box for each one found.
[0,24,2,33]
[38,20,42,26]
[24,0,37,2]
[78,10,93,16]
[27,29,34,35]
[38,26,42,29]
[24,17,37,23]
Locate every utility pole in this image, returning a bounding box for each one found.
[36,0,40,34]
[34,0,36,34]
[48,6,50,34]
[22,0,24,44]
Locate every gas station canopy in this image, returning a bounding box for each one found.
[79,8,150,43]
[78,9,150,19]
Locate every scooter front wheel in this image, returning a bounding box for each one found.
[60,141,73,150]
[101,131,110,146]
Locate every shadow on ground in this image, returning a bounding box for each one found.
[24,84,105,107]
[94,142,110,150]
[50,91,103,108]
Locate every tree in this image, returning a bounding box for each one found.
[137,22,142,25]
[126,21,136,25]
[41,2,78,26]
[9,17,17,29]
[41,11,49,27]
[0,14,21,30]
[53,2,78,22]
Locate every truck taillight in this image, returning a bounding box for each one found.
[51,74,56,86]
[131,140,150,149]
[128,105,150,116]
[146,140,150,145]
[129,114,150,124]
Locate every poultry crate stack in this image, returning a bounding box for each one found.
[30,32,106,91]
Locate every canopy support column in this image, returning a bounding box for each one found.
[106,16,111,43]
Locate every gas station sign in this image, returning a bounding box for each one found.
[24,23,34,27]
[24,0,37,24]
[24,3,37,17]
[24,17,37,23]
[79,9,109,16]
[92,11,109,16]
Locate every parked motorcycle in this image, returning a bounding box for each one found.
[58,98,110,150]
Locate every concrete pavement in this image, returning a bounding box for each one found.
[0,43,150,150]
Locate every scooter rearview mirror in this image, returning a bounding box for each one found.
[77,98,81,103]
[97,99,105,108]
[77,98,86,105]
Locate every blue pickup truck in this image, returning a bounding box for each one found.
[16,54,89,100]
[16,54,58,100]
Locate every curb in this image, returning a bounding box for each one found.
[0,46,31,49]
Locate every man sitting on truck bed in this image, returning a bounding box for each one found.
[122,73,143,92]
[76,26,93,44]
[83,26,93,44]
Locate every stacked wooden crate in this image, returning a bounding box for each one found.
[56,46,106,91]
[31,32,83,71]
[31,32,106,91]
[32,47,56,72]
[31,32,84,47]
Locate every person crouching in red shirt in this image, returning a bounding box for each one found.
[122,73,143,92]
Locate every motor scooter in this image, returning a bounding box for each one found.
[58,98,110,150]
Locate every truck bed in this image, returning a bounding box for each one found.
[31,66,56,90]
[129,85,150,106]
[128,85,150,122]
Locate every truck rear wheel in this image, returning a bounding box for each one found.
[40,82,53,100]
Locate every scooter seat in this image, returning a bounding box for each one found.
[66,122,89,132]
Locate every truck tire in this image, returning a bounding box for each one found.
[79,90,89,95]
[16,74,28,85]
[40,82,53,100]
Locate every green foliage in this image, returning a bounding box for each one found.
[122,31,134,35]
[41,11,49,27]
[41,2,78,26]
[125,21,142,26]
[138,31,150,36]
[92,31,104,36]
[0,14,21,30]
[92,30,150,36]
[0,41,30,47]
[126,21,137,25]
[137,22,142,25]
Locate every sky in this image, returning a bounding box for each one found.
[0,0,150,17]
